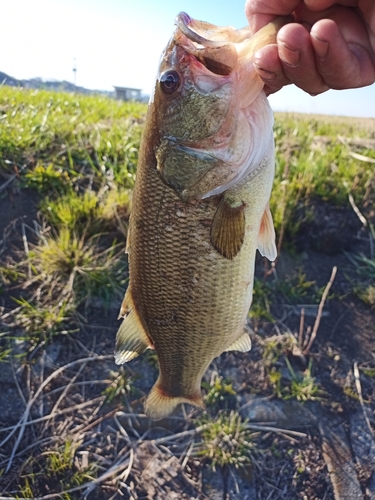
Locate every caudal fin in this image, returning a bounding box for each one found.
[144,380,205,420]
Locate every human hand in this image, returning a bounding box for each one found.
[245,0,375,95]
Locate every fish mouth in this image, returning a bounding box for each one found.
[173,12,290,76]
[173,12,241,75]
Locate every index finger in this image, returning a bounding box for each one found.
[245,0,300,32]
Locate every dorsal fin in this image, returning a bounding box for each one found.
[210,196,245,260]
[258,204,277,261]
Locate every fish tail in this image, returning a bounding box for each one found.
[144,380,205,420]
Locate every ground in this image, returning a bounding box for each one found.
[0,183,374,500]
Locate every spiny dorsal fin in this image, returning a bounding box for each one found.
[115,289,152,364]
[210,196,245,260]
[258,204,277,261]
[225,332,252,352]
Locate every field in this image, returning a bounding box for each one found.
[0,86,375,499]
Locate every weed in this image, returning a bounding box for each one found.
[346,252,375,307]
[23,163,75,195]
[263,333,299,365]
[103,366,134,402]
[14,297,74,346]
[40,190,99,230]
[0,344,11,362]
[357,285,375,307]
[276,269,317,304]
[249,278,274,322]
[283,358,321,402]
[40,187,131,236]
[268,368,283,398]
[196,411,257,470]
[30,228,127,308]
[18,440,96,496]
[202,374,237,408]
[46,439,96,488]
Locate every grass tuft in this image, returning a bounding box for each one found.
[196,411,257,470]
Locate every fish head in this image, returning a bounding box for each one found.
[152,13,287,201]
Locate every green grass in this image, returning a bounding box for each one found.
[0,86,374,496]
[271,113,375,239]
[0,87,145,190]
[0,87,140,356]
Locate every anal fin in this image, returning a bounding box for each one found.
[115,289,152,364]
[258,203,277,261]
[225,332,252,352]
[210,196,245,260]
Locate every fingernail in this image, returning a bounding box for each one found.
[279,43,300,67]
[253,63,277,81]
[311,33,329,60]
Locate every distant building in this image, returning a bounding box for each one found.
[114,86,142,101]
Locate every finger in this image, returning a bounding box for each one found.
[304,0,357,10]
[253,44,290,94]
[277,23,329,94]
[311,18,375,88]
[245,0,300,32]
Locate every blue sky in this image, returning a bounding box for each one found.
[2,0,375,117]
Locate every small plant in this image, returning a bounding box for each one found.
[283,358,322,402]
[40,187,131,236]
[30,228,127,308]
[268,368,283,398]
[196,411,257,470]
[276,269,317,304]
[103,367,134,402]
[346,252,375,307]
[46,440,79,475]
[202,374,236,408]
[40,190,99,230]
[358,285,375,308]
[263,333,299,365]
[249,278,274,322]
[24,163,75,194]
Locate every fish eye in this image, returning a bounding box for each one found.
[160,70,180,94]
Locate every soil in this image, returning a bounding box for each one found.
[0,186,374,500]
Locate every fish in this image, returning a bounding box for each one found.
[115,12,287,419]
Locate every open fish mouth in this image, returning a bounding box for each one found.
[173,12,289,76]
[173,12,241,75]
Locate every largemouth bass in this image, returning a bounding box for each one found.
[115,13,285,419]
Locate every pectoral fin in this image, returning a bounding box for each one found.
[210,196,245,260]
[115,289,152,364]
[257,204,277,261]
[225,332,252,352]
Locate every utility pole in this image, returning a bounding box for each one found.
[73,58,77,90]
